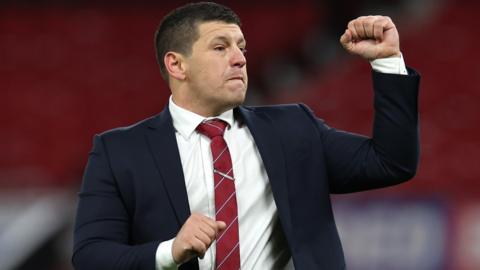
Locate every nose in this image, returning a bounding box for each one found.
[230,46,246,68]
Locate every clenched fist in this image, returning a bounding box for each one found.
[340,15,401,60]
[172,213,226,264]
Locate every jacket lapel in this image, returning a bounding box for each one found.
[237,107,293,241]
[145,106,191,227]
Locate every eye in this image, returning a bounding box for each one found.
[214,46,225,52]
[240,48,247,55]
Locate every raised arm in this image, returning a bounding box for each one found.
[309,16,420,193]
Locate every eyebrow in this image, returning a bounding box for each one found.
[210,35,246,46]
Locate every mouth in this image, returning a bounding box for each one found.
[227,76,244,83]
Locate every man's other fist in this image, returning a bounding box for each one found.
[172,213,226,265]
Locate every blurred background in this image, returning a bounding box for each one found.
[1,0,479,269]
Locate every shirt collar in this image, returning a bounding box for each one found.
[168,96,234,140]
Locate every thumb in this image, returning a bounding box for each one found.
[339,29,352,47]
[216,221,227,231]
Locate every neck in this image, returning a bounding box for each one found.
[171,94,232,117]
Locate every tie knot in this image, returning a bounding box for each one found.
[196,119,228,139]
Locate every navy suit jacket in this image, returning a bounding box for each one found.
[73,69,420,270]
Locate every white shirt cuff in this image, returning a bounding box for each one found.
[370,53,408,75]
[155,238,178,270]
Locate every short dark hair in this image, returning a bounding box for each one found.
[154,2,241,82]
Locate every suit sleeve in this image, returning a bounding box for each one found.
[302,68,420,193]
[72,134,160,270]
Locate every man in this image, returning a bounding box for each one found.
[73,2,419,270]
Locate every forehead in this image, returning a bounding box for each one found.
[196,21,245,43]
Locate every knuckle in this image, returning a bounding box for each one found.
[207,232,214,242]
[191,240,199,249]
[354,23,362,31]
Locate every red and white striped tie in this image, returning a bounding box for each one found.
[197,119,240,270]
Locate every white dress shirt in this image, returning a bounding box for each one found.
[156,54,408,270]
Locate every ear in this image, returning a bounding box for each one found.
[164,52,187,81]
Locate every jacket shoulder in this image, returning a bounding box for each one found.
[241,103,313,115]
[96,114,159,141]
[241,103,318,123]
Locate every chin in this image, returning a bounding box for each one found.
[226,97,245,109]
[219,83,247,108]
[220,94,245,113]
[232,88,247,105]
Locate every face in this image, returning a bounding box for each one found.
[181,21,248,116]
